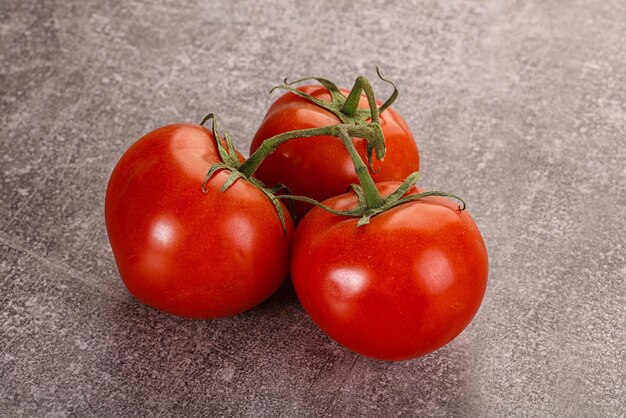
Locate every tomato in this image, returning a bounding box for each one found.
[290,182,488,361]
[105,124,294,319]
[250,85,420,219]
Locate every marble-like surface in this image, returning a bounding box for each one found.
[1,0,625,416]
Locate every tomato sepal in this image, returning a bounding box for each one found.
[277,125,465,227]
[268,68,396,170]
[198,113,294,234]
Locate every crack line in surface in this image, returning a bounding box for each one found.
[0,232,126,302]
[322,355,359,417]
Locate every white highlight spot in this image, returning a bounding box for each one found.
[227,215,254,253]
[152,220,174,246]
[330,267,367,298]
[415,249,454,295]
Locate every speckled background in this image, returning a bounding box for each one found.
[1,0,625,416]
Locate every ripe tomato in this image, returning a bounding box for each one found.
[250,85,419,219]
[105,124,293,319]
[290,182,488,361]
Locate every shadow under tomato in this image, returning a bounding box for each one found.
[247,275,300,313]
[101,275,478,415]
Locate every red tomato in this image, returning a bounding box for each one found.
[105,124,293,319]
[290,182,488,360]
[250,86,419,219]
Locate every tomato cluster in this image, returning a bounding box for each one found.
[105,72,488,361]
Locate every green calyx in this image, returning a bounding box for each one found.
[269,67,398,170]
[276,126,466,226]
[271,67,397,125]
[277,173,465,226]
[199,113,292,234]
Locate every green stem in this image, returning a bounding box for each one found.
[375,67,399,115]
[336,125,383,209]
[341,76,380,125]
[238,124,381,178]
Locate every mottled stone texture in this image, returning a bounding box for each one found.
[1,0,625,416]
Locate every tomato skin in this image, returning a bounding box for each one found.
[250,86,420,219]
[105,124,293,319]
[290,182,488,360]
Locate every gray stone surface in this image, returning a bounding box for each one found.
[1,0,625,415]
